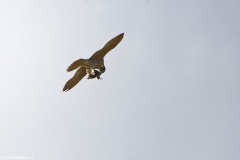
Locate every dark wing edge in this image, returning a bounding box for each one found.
[90,33,124,59]
[62,67,87,92]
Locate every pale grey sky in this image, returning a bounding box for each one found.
[0,0,240,160]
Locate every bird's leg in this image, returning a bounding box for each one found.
[87,69,102,80]
[90,67,95,75]
[86,68,96,79]
[86,68,92,75]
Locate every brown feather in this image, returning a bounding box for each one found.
[90,33,124,59]
[63,67,87,92]
[67,59,87,72]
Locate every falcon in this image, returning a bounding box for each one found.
[63,33,124,92]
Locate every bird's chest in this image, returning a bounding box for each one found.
[87,58,104,67]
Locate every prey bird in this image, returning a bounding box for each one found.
[87,69,102,80]
[63,33,124,92]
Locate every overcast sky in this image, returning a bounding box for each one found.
[0,0,240,160]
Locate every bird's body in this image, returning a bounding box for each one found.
[63,33,124,92]
[67,58,104,74]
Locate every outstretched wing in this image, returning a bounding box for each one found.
[90,33,124,59]
[62,67,87,92]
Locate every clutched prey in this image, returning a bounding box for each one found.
[87,69,102,80]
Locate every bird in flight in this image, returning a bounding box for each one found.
[63,33,124,92]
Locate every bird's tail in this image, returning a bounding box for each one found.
[67,59,87,72]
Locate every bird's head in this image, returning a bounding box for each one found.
[99,65,106,73]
